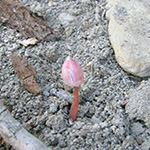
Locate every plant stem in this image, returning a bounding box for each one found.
[69,87,79,121]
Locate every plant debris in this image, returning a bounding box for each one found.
[0,0,62,42]
[10,53,42,95]
[17,38,38,47]
[0,99,48,150]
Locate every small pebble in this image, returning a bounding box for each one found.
[59,13,75,25]
[49,103,57,114]
[136,137,143,145]
[43,91,49,97]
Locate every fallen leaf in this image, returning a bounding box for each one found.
[10,53,42,96]
[0,0,62,42]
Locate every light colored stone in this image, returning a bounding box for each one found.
[131,122,145,136]
[106,0,150,77]
[59,13,75,25]
[125,81,150,128]
[49,103,57,114]
[43,90,49,97]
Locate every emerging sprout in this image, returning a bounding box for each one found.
[62,56,83,121]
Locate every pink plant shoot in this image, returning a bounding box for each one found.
[62,56,83,121]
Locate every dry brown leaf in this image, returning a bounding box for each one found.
[0,0,62,42]
[10,53,42,95]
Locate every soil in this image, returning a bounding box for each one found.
[0,0,148,150]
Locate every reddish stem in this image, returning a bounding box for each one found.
[69,87,79,121]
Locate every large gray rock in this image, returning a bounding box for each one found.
[125,81,150,128]
[106,0,150,77]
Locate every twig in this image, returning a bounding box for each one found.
[0,99,49,150]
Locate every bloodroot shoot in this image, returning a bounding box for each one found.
[62,56,83,121]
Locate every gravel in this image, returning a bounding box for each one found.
[0,0,150,150]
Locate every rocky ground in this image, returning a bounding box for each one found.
[0,0,150,150]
